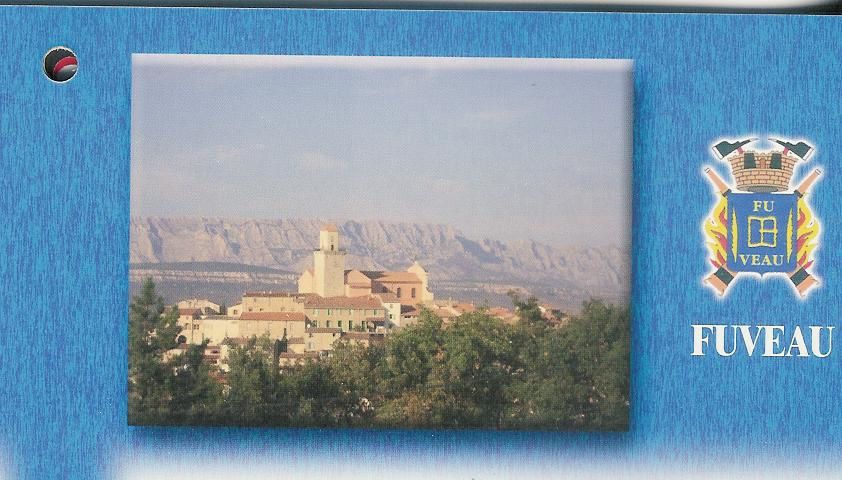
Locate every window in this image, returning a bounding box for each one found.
[411,288,416,298]
[348,320,353,330]
[396,288,402,298]
[327,309,332,316]
[248,308,253,312]
[770,153,782,169]
[338,320,343,329]
[382,286,388,293]
[283,328,287,337]
[193,324,200,330]
[326,321,331,328]
[744,153,756,169]
[748,216,778,247]
[314,320,319,328]
[177,335,187,344]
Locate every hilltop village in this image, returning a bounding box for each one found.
[169,225,563,369]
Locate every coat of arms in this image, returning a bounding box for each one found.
[703,138,821,297]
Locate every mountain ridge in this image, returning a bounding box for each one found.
[130,217,629,309]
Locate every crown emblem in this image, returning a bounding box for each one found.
[703,137,822,297]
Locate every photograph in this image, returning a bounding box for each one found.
[129,54,633,430]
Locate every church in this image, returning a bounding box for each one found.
[296,224,434,306]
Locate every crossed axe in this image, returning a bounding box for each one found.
[712,138,814,160]
[703,164,822,297]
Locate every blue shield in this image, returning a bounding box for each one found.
[726,193,798,274]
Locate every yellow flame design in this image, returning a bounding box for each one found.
[797,198,820,268]
[731,208,738,261]
[704,196,729,268]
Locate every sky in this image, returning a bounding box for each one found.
[131,55,632,247]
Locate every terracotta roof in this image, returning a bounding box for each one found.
[489,308,518,321]
[374,293,400,303]
[359,271,385,280]
[377,271,421,283]
[401,305,420,315]
[322,224,338,232]
[306,327,342,334]
[286,337,305,344]
[304,296,383,309]
[178,308,202,317]
[239,312,307,322]
[345,270,374,287]
[243,291,311,298]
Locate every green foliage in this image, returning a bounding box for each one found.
[221,335,297,426]
[129,278,629,430]
[128,278,182,425]
[165,341,224,425]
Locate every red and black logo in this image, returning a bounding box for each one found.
[44,47,77,82]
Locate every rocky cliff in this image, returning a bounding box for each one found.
[130,217,629,310]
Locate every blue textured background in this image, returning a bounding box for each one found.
[1,7,841,479]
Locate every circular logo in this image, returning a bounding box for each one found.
[44,47,78,83]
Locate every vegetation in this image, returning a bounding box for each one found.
[128,279,629,430]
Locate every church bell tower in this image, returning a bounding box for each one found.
[313,224,346,297]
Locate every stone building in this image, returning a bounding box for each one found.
[298,225,434,305]
[168,224,440,367]
[177,298,221,315]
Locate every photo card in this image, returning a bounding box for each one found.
[129,54,633,430]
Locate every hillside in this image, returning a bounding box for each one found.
[129,217,629,311]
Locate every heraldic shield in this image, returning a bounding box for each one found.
[725,193,798,275]
[703,137,821,297]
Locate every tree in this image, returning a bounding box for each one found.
[381,309,444,393]
[128,278,183,425]
[560,300,630,430]
[165,341,224,425]
[431,312,517,428]
[324,340,383,426]
[291,359,341,426]
[222,335,296,426]
[508,291,544,326]
[375,310,445,427]
[505,299,629,430]
[503,326,580,429]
